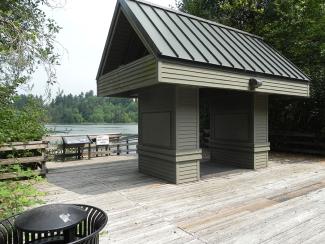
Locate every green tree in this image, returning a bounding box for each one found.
[45,91,138,124]
[0,0,60,219]
[0,0,61,143]
[0,0,60,88]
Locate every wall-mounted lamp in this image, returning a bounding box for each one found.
[249,78,263,89]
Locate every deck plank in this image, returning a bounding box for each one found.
[37,153,325,243]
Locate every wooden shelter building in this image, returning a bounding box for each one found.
[96,0,310,184]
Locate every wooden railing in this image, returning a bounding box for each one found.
[47,134,138,161]
[92,134,138,157]
[200,129,325,155]
[0,141,48,180]
[270,131,325,155]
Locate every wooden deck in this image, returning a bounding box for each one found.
[37,153,325,243]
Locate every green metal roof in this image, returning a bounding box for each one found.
[98,0,310,82]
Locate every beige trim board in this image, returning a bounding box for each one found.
[138,147,202,163]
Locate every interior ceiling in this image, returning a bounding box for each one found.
[102,11,149,74]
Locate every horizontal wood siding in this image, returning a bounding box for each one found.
[97,55,157,96]
[139,154,176,183]
[175,87,200,183]
[138,85,201,184]
[158,61,309,97]
[254,152,268,169]
[175,87,199,150]
[253,95,269,168]
[138,85,177,183]
[254,95,268,144]
[176,160,200,184]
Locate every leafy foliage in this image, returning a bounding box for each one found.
[177,0,325,135]
[0,0,60,88]
[0,0,59,219]
[0,0,60,144]
[0,95,47,144]
[0,165,44,219]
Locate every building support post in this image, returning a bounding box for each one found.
[209,91,269,169]
[138,85,201,184]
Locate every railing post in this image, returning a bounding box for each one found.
[117,144,120,155]
[126,138,129,154]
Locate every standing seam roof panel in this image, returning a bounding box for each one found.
[200,22,244,70]
[126,1,175,56]
[123,0,310,82]
[141,4,192,60]
[211,25,254,71]
[256,38,304,79]
[180,17,222,65]
[177,15,217,64]
[248,37,293,77]
[153,8,195,61]
[136,2,179,57]
[226,30,270,73]
[187,18,232,67]
[166,12,208,63]
[169,14,212,63]
[254,38,299,78]
[222,28,265,72]
[259,40,307,80]
[237,34,280,75]
[192,21,234,68]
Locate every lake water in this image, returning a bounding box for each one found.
[46,123,138,136]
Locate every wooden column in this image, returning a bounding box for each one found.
[209,91,269,169]
[138,84,201,184]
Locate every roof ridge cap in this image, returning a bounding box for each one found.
[126,0,263,40]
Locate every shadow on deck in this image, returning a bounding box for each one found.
[44,152,325,196]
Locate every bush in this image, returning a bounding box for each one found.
[0,95,47,220]
[0,164,45,219]
[0,96,47,144]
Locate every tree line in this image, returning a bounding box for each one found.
[15,91,138,124]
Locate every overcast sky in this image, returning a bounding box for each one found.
[31,0,176,96]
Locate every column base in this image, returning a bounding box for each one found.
[210,140,269,169]
[138,145,202,184]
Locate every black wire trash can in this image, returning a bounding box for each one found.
[0,204,108,244]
